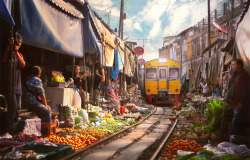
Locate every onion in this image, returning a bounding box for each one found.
[195,129,202,137]
[211,133,217,141]
[191,133,199,139]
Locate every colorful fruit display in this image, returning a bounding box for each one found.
[46,134,97,150]
[161,140,203,160]
[60,128,108,140]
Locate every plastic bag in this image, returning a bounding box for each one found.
[72,90,81,109]
[217,142,250,157]
[204,142,250,157]
[82,109,89,123]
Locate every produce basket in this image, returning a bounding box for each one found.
[0,143,13,154]
[0,141,26,152]
[47,81,65,88]
[0,138,36,146]
[15,142,73,160]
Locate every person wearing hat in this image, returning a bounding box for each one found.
[93,64,105,106]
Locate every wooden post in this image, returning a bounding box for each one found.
[72,57,75,78]
[119,0,124,40]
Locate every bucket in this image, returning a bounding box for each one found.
[120,107,125,115]
[174,94,180,101]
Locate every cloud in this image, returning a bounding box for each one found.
[88,0,228,61]
[134,22,142,31]
[89,0,120,17]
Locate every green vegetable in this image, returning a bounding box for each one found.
[219,154,244,160]
[198,149,215,156]
[205,100,231,133]
[188,156,209,160]
[89,118,98,123]
[176,153,196,160]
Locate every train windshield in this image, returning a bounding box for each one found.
[146,68,157,79]
[169,68,179,78]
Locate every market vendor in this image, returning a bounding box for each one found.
[200,79,209,97]
[230,59,249,137]
[105,79,121,115]
[73,65,88,108]
[93,64,105,106]
[23,66,51,123]
[2,33,25,132]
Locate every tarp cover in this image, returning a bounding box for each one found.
[0,0,15,25]
[236,6,250,76]
[18,0,83,57]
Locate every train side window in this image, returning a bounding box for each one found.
[160,69,166,79]
[146,68,157,79]
[169,68,179,79]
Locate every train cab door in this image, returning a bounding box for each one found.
[158,67,168,92]
[168,67,181,94]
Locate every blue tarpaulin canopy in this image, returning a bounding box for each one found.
[0,0,15,25]
[82,3,103,59]
[18,0,84,57]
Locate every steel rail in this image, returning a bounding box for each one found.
[150,113,179,160]
[62,106,157,160]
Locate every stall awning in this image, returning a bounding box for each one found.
[82,3,103,58]
[96,18,116,49]
[18,0,84,57]
[0,0,15,25]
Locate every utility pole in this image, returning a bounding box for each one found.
[207,0,211,58]
[119,0,124,40]
[231,0,234,37]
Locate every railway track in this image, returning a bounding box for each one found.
[62,106,178,160]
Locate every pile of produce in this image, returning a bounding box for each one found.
[46,134,97,150]
[96,118,126,134]
[13,132,38,140]
[93,118,135,134]
[59,128,108,140]
[161,140,203,160]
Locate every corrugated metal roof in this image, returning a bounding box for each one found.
[48,0,84,19]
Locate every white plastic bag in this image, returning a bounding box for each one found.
[82,109,89,123]
[72,90,81,109]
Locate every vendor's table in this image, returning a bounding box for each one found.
[45,87,81,112]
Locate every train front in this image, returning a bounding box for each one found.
[144,59,181,104]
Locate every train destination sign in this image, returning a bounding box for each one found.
[134,47,144,56]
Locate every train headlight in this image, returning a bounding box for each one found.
[147,89,150,92]
[159,59,167,63]
[175,89,179,92]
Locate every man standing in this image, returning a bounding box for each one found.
[93,65,105,106]
[2,33,25,132]
[231,59,250,137]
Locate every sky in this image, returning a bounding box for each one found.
[88,0,228,62]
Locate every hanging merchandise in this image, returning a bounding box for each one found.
[111,49,123,80]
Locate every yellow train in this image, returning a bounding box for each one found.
[144,59,181,104]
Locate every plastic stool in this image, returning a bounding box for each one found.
[41,123,57,137]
